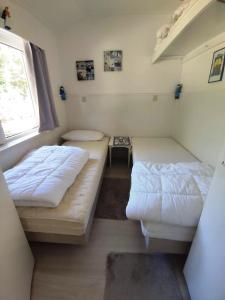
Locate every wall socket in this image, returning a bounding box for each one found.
[153,95,158,102]
[81,96,87,103]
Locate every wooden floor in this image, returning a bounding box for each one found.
[30,159,189,300]
[31,219,145,300]
[30,218,189,300]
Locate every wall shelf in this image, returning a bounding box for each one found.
[152,0,225,63]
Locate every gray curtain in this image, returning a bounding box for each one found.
[30,43,59,132]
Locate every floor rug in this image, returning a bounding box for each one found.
[95,177,130,220]
[104,253,190,300]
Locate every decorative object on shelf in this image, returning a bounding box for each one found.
[1,6,11,30]
[76,60,95,81]
[155,0,192,51]
[113,136,131,147]
[171,0,192,25]
[59,86,67,100]
[0,121,6,145]
[175,84,183,99]
[155,24,171,50]
[104,50,122,72]
[208,47,225,83]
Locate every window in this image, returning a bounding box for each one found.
[0,40,39,138]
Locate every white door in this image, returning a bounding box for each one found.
[0,169,34,300]
[184,144,225,300]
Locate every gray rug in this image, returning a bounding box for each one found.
[95,178,130,220]
[104,253,190,300]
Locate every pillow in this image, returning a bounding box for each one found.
[156,24,171,41]
[171,0,191,25]
[62,130,104,141]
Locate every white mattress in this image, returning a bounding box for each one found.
[5,146,89,208]
[17,137,109,236]
[132,137,199,242]
[132,137,198,164]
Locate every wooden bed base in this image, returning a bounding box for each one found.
[25,159,107,245]
[145,236,191,254]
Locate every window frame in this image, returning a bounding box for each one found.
[0,28,39,141]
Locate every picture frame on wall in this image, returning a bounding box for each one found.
[208,47,225,83]
[76,60,95,81]
[104,50,122,72]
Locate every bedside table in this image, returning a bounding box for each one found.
[109,136,132,167]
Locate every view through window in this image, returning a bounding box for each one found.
[0,42,38,138]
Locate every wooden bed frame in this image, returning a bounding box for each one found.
[25,157,107,245]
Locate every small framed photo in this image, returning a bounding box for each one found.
[208,48,225,83]
[104,50,122,72]
[76,60,95,81]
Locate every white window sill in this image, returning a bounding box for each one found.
[0,130,40,152]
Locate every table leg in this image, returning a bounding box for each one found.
[109,146,112,167]
[128,147,131,168]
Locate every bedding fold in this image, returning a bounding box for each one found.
[126,161,214,227]
[4,146,89,207]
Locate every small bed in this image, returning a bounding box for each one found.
[132,137,197,164]
[127,137,214,244]
[14,137,109,244]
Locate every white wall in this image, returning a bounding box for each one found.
[66,93,175,137]
[58,15,182,136]
[2,3,224,167]
[172,38,225,167]
[184,142,225,300]
[0,169,34,300]
[0,0,68,170]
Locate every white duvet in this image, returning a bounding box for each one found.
[4,146,89,207]
[126,161,214,227]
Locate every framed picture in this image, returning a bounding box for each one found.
[208,48,225,83]
[76,60,95,81]
[104,50,122,72]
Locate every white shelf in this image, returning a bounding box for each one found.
[183,31,225,62]
[152,0,224,63]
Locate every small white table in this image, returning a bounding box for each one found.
[108,136,132,167]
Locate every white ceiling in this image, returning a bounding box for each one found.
[12,0,180,31]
